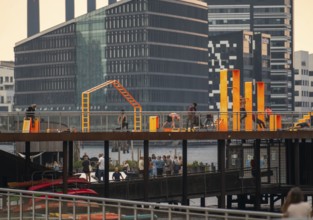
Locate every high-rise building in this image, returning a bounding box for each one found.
[0,61,14,112]
[293,51,312,112]
[208,31,271,110]
[87,0,96,12]
[207,0,294,111]
[14,0,209,112]
[66,0,75,21]
[27,0,40,37]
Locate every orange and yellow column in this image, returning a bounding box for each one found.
[245,82,253,131]
[232,70,240,131]
[257,82,265,131]
[219,69,228,131]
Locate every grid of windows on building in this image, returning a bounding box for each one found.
[293,51,313,112]
[207,0,294,111]
[14,0,209,112]
[0,61,14,112]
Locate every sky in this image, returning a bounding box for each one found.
[0,0,312,61]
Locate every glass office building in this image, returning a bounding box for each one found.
[14,0,208,111]
[207,0,294,111]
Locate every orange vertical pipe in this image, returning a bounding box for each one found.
[257,82,265,131]
[245,82,253,131]
[277,115,282,130]
[232,70,240,131]
[220,69,228,131]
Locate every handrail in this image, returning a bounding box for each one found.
[0,187,283,220]
[0,110,311,133]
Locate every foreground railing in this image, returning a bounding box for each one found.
[0,111,311,133]
[0,188,283,220]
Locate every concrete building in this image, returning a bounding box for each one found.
[15,0,209,112]
[208,31,271,110]
[0,61,14,112]
[207,0,294,111]
[293,51,313,112]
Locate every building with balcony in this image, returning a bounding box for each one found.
[0,61,14,112]
[208,31,271,110]
[207,0,294,111]
[294,51,313,112]
[14,0,209,112]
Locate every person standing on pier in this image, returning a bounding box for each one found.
[117,109,128,130]
[186,103,197,130]
[240,96,247,122]
[82,156,91,182]
[97,153,105,182]
[281,187,312,218]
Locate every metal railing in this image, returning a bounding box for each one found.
[0,111,310,133]
[0,188,283,220]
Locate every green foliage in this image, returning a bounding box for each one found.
[73,160,82,170]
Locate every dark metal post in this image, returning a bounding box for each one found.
[294,139,300,186]
[254,139,261,210]
[182,140,188,205]
[25,141,31,180]
[143,140,149,201]
[68,141,73,176]
[104,140,110,197]
[217,139,225,208]
[62,141,68,194]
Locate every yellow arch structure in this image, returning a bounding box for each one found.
[81,80,142,132]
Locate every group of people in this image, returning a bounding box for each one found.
[138,154,183,177]
[81,153,105,182]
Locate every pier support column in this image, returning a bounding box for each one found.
[143,140,149,201]
[62,141,69,194]
[25,141,31,180]
[104,140,110,197]
[182,140,188,205]
[68,141,73,176]
[218,139,226,208]
[254,139,261,210]
[200,197,205,207]
[294,139,300,186]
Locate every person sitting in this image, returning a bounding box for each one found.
[252,114,266,129]
[25,104,37,126]
[162,113,180,128]
[203,113,214,128]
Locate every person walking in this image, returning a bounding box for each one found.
[281,187,312,218]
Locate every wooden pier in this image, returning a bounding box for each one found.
[1,130,313,211]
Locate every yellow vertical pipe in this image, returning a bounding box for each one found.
[220,69,228,131]
[245,82,253,131]
[257,82,265,131]
[232,70,240,131]
[269,114,276,131]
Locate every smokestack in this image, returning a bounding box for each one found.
[87,0,96,13]
[27,0,40,37]
[109,0,117,4]
[66,0,75,21]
